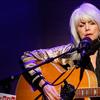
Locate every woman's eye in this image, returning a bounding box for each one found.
[90,22,95,25]
[79,24,84,27]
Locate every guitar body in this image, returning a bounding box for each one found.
[16,63,98,100]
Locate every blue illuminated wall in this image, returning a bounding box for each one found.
[0,0,99,94]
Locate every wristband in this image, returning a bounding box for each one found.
[33,76,44,88]
[41,82,50,89]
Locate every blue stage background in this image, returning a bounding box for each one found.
[0,0,99,94]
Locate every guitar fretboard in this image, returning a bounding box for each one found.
[75,87,100,98]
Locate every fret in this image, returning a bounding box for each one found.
[82,89,84,96]
[86,89,88,96]
[94,88,97,96]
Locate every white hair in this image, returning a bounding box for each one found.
[70,3,100,45]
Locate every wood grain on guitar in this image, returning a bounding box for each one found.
[15,63,98,100]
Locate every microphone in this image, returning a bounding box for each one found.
[77,37,100,57]
[77,37,92,57]
[61,37,100,59]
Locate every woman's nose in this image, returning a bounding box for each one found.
[85,23,90,31]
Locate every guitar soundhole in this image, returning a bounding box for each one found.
[60,81,75,100]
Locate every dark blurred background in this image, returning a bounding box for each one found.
[0,0,99,95]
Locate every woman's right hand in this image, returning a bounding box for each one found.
[43,84,61,100]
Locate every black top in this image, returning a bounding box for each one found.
[88,48,100,86]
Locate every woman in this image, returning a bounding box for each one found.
[21,3,100,100]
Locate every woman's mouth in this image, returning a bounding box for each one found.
[85,33,93,37]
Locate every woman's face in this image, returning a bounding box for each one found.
[76,18,100,41]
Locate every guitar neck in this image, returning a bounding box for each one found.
[75,87,100,98]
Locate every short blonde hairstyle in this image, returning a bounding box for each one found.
[70,3,100,45]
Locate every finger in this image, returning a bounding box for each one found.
[50,87,61,100]
[51,87,60,97]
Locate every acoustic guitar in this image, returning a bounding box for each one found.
[16,63,99,100]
